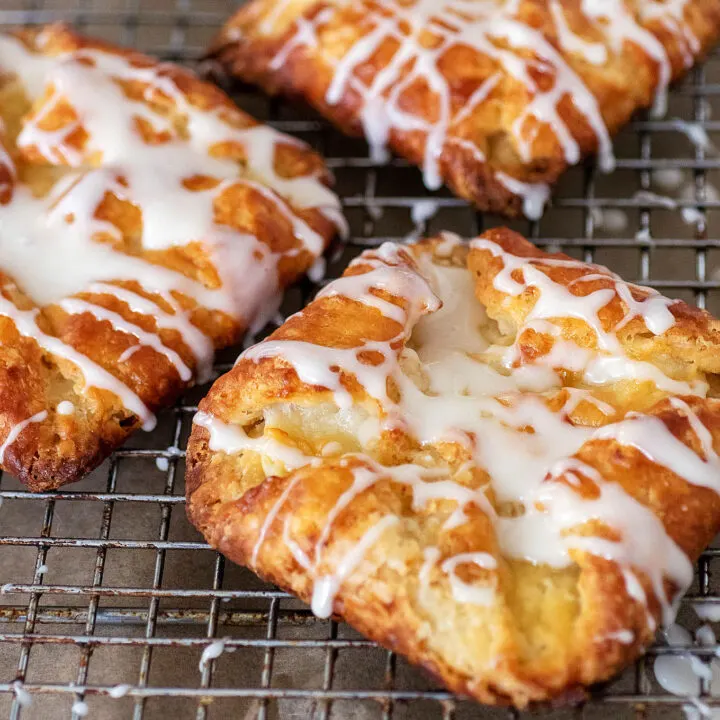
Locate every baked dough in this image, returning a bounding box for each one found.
[187,227,720,707]
[0,25,343,490]
[209,0,720,218]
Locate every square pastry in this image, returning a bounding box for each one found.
[210,0,720,217]
[0,25,343,490]
[187,228,720,707]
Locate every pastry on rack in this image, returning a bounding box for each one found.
[209,0,720,219]
[0,24,343,490]
[187,227,720,707]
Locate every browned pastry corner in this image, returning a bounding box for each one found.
[0,24,342,490]
[187,227,720,707]
[209,0,720,218]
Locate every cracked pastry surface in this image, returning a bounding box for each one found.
[0,24,343,490]
[187,227,720,707]
[209,0,720,218]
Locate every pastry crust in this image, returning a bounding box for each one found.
[187,227,720,707]
[209,0,720,218]
[0,24,342,490]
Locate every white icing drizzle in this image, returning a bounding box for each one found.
[237,446,497,615]
[194,411,311,473]
[0,411,48,464]
[439,552,498,606]
[242,243,440,412]
[308,256,327,284]
[88,284,214,384]
[471,235,678,340]
[654,623,720,718]
[641,0,699,70]
[549,1,607,66]
[59,298,193,382]
[509,458,693,626]
[71,700,88,717]
[0,296,155,430]
[267,0,696,215]
[581,0,673,118]
[594,404,720,495]
[406,199,439,241]
[56,401,75,415]
[321,440,343,456]
[671,119,713,151]
[317,247,439,324]
[198,638,227,671]
[494,172,551,220]
[635,189,678,209]
[683,207,705,226]
[0,30,340,433]
[311,514,398,618]
[601,629,635,644]
[202,230,719,630]
[11,681,32,708]
[411,200,439,227]
[695,603,720,623]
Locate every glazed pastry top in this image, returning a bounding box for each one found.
[187,229,720,705]
[0,25,341,487]
[211,0,720,217]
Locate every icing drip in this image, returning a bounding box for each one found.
[653,623,720,718]
[494,173,551,221]
[268,0,695,214]
[202,231,718,628]
[0,31,340,431]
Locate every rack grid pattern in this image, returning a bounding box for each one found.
[1,1,720,718]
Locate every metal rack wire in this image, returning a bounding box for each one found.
[1,0,720,718]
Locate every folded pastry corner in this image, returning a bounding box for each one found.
[187,227,720,707]
[0,24,343,489]
[209,0,720,218]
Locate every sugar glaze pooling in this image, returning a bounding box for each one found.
[0,30,342,442]
[263,0,696,218]
[196,231,720,630]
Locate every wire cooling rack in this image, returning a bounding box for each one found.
[3,1,720,719]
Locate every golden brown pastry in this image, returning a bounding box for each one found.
[187,227,720,708]
[209,0,720,218]
[0,24,343,490]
